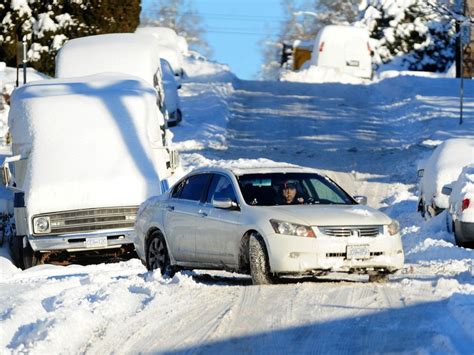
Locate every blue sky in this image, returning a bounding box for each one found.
[141,0,286,80]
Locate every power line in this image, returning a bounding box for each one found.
[205,29,278,36]
[198,12,287,21]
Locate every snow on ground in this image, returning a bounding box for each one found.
[1,55,474,353]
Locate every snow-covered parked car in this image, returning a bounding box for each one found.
[443,165,474,247]
[2,74,178,269]
[135,27,185,78]
[417,138,474,218]
[310,25,373,79]
[134,166,404,284]
[161,58,182,126]
[55,33,169,118]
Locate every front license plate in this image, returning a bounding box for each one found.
[347,60,360,67]
[85,237,108,249]
[346,245,370,259]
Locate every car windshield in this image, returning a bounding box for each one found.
[238,173,355,206]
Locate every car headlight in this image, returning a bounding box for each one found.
[387,219,400,236]
[270,219,315,238]
[33,216,51,234]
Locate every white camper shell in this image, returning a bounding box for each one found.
[4,74,177,268]
[310,25,373,79]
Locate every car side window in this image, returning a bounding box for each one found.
[171,179,186,199]
[179,174,211,201]
[206,175,237,203]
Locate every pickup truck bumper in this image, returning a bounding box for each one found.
[28,228,135,252]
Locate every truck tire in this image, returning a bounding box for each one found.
[21,237,41,269]
[249,233,275,285]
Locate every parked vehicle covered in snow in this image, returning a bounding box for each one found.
[443,165,474,246]
[310,25,373,79]
[135,27,185,78]
[161,58,182,126]
[55,33,168,115]
[134,166,404,284]
[2,74,178,268]
[417,138,474,218]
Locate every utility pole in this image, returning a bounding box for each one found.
[462,0,474,78]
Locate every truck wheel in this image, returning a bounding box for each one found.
[249,233,275,285]
[146,231,175,277]
[368,272,389,283]
[21,237,41,269]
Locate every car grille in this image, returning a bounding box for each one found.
[34,206,138,235]
[319,226,382,237]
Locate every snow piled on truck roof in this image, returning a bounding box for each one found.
[9,73,167,216]
[55,33,163,86]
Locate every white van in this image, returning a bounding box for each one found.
[310,25,373,79]
[56,33,169,114]
[56,33,184,126]
[2,73,178,268]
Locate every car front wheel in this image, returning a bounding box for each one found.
[146,231,174,276]
[249,233,275,285]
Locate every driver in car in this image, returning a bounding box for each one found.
[277,181,305,205]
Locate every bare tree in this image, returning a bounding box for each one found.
[142,0,210,56]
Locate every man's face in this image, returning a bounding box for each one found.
[282,186,296,202]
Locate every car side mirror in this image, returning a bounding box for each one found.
[213,197,238,210]
[441,185,452,196]
[417,169,424,178]
[354,195,367,205]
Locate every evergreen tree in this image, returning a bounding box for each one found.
[142,0,210,56]
[359,0,456,72]
[0,0,141,76]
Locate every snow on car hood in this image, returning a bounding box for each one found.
[263,204,392,226]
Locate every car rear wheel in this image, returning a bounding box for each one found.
[146,231,174,276]
[249,233,275,285]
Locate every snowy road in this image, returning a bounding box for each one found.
[1,64,474,353]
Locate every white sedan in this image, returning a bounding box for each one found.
[134,166,404,284]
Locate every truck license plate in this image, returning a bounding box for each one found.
[85,237,107,249]
[346,245,370,259]
[347,60,360,67]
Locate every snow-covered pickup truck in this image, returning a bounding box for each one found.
[2,74,178,269]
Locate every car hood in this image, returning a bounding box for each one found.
[260,204,392,226]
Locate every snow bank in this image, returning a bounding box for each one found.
[9,74,167,216]
[421,139,474,210]
[449,165,474,222]
[281,65,369,84]
[183,53,236,82]
[56,34,163,87]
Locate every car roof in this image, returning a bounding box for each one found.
[186,165,321,178]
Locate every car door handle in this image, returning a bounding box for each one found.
[198,209,208,217]
[166,205,175,211]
